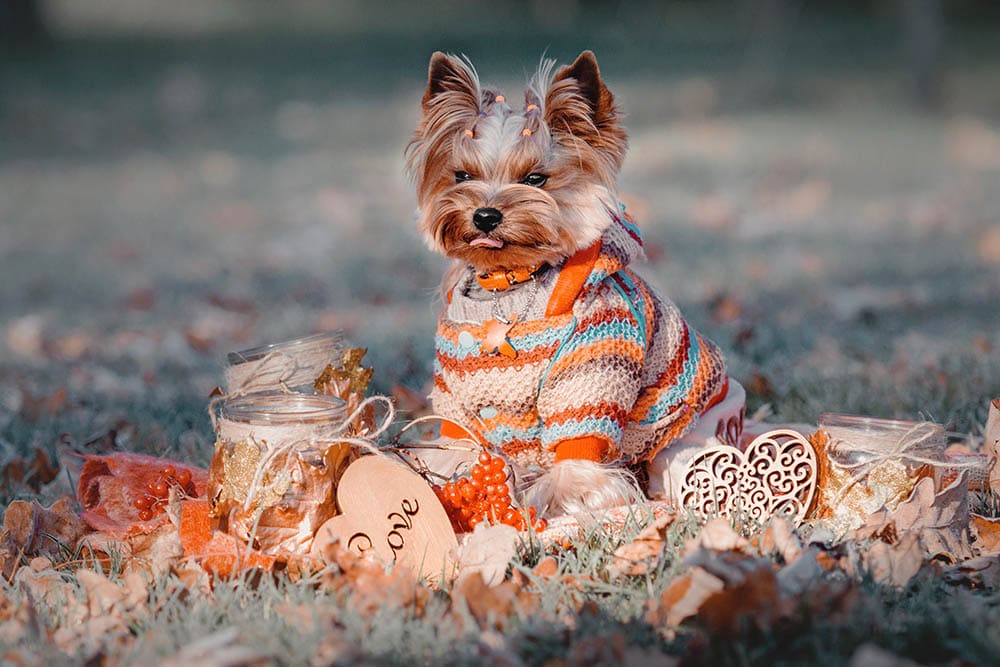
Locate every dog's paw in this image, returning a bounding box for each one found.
[523,459,642,518]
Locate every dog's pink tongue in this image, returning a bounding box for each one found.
[470,237,504,249]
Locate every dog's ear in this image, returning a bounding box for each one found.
[423,52,480,109]
[544,51,627,168]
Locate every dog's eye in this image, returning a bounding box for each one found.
[454,171,473,183]
[520,173,548,187]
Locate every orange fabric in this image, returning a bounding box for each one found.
[554,436,611,463]
[440,418,476,440]
[545,240,602,316]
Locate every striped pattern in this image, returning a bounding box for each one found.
[432,212,727,468]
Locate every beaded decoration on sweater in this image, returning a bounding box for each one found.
[432,211,728,469]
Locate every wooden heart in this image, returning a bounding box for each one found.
[678,429,817,524]
[311,456,457,582]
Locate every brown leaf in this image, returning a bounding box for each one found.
[645,567,724,628]
[1,497,89,577]
[684,517,751,557]
[861,533,925,588]
[452,571,539,630]
[986,399,1000,494]
[1,447,61,492]
[943,555,1000,589]
[76,569,147,618]
[852,475,972,563]
[532,556,559,578]
[18,385,68,421]
[454,522,519,587]
[609,512,677,577]
[754,518,802,563]
[972,513,1000,556]
[697,565,795,636]
[13,564,73,608]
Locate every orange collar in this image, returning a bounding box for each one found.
[475,264,544,292]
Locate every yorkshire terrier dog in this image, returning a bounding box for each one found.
[407,51,743,516]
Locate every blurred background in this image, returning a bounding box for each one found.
[2,1,999,466]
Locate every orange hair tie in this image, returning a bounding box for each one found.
[464,129,474,138]
[495,95,505,103]
[521,128,532,136]
[526,104,539,112]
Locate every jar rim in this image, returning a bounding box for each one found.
[227,331,342,366]
[222,393,347,424]
[818,412,943,432]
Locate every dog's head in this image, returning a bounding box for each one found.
[406,51,627,273]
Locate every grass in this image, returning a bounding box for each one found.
[3,6,1000,665]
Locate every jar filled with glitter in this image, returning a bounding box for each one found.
[208,393,355,557]
[225,331,344,396]
[812,413,947,533]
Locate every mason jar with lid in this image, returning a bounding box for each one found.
[209,392,354,556]
[225,331,343,396]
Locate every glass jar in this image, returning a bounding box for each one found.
[209,392,355,557]
[814,413,946,533]
[225,331,343,396]
[817,413,946,467]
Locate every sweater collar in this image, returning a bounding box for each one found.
[544,207,645,316]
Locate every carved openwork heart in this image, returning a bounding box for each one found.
[678,429,817,524]
[311,456,457,582]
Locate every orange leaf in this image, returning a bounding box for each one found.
[178,499,275,578]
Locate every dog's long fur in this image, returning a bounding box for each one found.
[407,52,643,516]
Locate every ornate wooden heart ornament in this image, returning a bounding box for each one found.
[311,456,457,582]
[678,429,817,524]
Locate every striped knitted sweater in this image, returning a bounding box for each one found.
[432,212,727,469]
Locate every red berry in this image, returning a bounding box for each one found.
[490,457,506,473]
[478,451,491,465]
[152,480,169,497]
[161,465,176,479]
[138,509,154,521]
[177,469,192,486]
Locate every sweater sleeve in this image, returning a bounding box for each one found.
[535,283,646,463]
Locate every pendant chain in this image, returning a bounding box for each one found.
[491,275,539,324]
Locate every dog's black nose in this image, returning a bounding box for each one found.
[473,207,503,232]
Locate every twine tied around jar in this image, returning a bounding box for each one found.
[825,419,979,507]
[215,394,396,514]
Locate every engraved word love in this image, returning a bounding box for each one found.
[347,497,420,560]
[312,456,457,582]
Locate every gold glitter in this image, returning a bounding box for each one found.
[812,427,919,535]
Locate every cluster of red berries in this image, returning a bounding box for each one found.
[132,466,195,521]
[433,451,546,533]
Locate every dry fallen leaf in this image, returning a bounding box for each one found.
[608,512,676,577]
[1,447,61,492]
[943,555,1000,589]
[645,567,725,628]
[454,522,519,587]
[755,518,802,563]
[851,475,972,563]
[1,497,89,577]
[697,565,795,636]
[452,571,539,631]
[684,517,751,557]
[972,514,1000,556]
[858,533,925,589]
